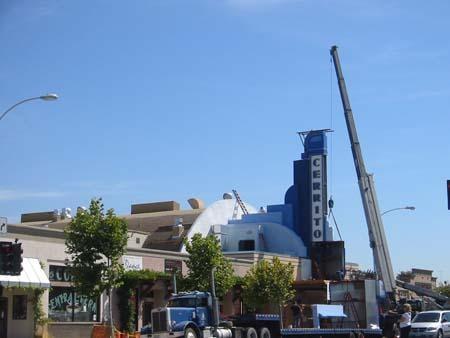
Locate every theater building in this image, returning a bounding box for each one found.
[1,130,344,338]
[2,196,309,338]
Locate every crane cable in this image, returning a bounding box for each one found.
[328,55,343,241]
[329,55,334,198]
[329,208,343,241]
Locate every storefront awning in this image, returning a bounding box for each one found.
[0,258,50,288]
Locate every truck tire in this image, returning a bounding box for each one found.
[246,327,258,338]
[259,327,271,338]
[185,327,198,338]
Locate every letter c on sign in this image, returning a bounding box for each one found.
[313,158,321,167]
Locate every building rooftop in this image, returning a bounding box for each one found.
[13,199,205,252]
[412,268,434,275]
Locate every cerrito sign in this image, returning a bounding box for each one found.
[310,155,324,242]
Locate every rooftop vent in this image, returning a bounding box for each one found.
[223,192,233,200]
[53,209,60,221]
[171,217,184,238]
[187,198,204,210]
[131,201,180,215]
[61,208,72,220]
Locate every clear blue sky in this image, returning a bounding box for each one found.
[1,0,449,282]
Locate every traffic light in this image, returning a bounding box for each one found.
[0,242,14,275]
[0,241,23,275]
[12,243,23,275]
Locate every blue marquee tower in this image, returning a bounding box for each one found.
[284,130,333,254]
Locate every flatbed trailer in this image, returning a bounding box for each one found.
[230,314,383,338]
[282,328,382,338]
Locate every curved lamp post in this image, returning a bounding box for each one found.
[381,206,416,216]
[0,93,59,122]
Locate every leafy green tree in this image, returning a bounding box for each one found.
[397,271,414,283]
[183,233,235,298]
[65,198,128,336]
[436,284,450,297]
[243,257,295,325]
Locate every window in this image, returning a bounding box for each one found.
[48,265,99,322]
[412,312,440,323]
[196,297,208,307]
[444,313,450,322]
[12,295,27,320]
[49,287,99,322]
[167,297,196,308]
[238,240,255,251]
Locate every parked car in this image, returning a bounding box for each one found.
[410,311,450,337]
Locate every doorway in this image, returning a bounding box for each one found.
[142,301,153,328]
[0,297,7,338]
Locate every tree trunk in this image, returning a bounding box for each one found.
[109,287,114,338]
[279,304,284,329]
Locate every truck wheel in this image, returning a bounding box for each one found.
[246,327,258,338]
[259,327,271,338]
[437,329,443,338]
[185,327,198,338]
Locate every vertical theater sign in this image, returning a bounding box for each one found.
[310,155,325,242]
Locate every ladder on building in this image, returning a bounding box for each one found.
[339,291,360,329]
[232,189,249,216]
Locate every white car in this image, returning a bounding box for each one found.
[410,311,450,337]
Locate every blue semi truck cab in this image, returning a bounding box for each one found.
[151,292,213,338]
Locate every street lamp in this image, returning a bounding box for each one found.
[0,93,59,122]
[381,206,416,216]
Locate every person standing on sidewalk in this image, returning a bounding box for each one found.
[399,304,412,338]
[290,300,301,328]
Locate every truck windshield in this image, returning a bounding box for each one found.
[412,313,440,323]
[167,298,197,308]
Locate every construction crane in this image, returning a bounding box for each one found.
[396,280,450,309]
[330,46,397,296]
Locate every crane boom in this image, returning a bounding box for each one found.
[330,46,396,295]
[396,280,449,306]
